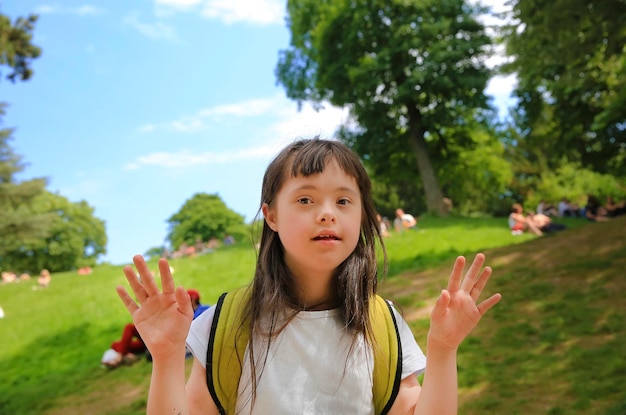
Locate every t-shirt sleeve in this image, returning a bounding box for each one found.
[390,303,426,379]
[185,304,216,367]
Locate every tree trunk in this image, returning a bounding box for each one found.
[407,105,447,216]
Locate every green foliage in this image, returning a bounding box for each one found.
[501,0,626,177]
[0,111,54,263]
[166,193,248,250]
[144,246,165,260]
[3,191,107,273]
[277,0,497,214]
[523,162,626,209]
[0,12,41,82]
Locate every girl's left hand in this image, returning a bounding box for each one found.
[428,253,502,349]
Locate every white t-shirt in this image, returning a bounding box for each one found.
[186,301,426,415]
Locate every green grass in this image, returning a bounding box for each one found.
[0,215,623,414]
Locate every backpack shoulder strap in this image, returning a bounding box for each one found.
[371,294,402,415]
[206,286,251,415]
[206,290,401,415]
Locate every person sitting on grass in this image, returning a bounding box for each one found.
[585,195,610,222]
[394,207,418,232]
[38,269,51,288]
[101,322,146,369]
[508,203,544,236]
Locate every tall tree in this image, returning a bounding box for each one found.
[276,0,495,214]
[0,106,53,262]
[501,0,626,176]
[167,193,248,250]
[0,12,41,81]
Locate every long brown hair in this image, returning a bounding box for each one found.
[240,137,387,408]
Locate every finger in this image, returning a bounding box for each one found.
[460,253,486,292]
[447,256,466,293]
[159,258,175,295]
[116,285,139,315]
[176,286,194,316]
[123,264,147,303]
[469,266,492,301]
[133,254,159,297]
[431,289,450,319]
[477,293,502,315]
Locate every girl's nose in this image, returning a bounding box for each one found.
[318,205,337,224]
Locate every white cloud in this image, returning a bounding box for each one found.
[72,5,105,16]
[138,124,157,133]
[269,103,349,141]
[123,14,178,42]
[138,94,348,138]
[129,95,349,170]
[155,0,202,7]
[151,0,284,25]
[124,146,275,170]
[200,0,284,25]
[34,4,105,15]
[198,97,278,117]
[34,5,58,14]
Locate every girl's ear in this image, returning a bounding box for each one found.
[262,203,278,232]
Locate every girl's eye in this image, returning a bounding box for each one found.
[337,198,350,206]
[297,197,312,205]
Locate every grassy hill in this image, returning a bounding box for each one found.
[0,216,624,414]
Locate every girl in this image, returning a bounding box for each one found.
[117,138,501,415]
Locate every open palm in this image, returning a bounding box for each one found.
[116,255,194,359]
[428,253,502,350]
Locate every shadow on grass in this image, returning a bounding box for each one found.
[0,323,143,415]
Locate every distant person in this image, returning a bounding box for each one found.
[223,234,235,245]
[376,214,390,237]
[530,211,567,233]
[77,267,92,275]
[508,203,544,235]
[394,208,418,232]
[557,197,578,217]
[2,271,17,284]
[536,199,557,217]
[186,289,211,319]
[101,323,146,369]
[38,269,51,288]
[585,195,610,222]
[605,196,626,217]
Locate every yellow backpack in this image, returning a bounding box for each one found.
[205,286,402,415]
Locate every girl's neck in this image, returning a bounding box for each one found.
[291,272,339,311]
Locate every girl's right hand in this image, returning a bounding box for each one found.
[116,255,194,360]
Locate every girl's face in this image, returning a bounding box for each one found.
[262,160,363,281]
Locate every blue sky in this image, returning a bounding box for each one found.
[2,0,513,266]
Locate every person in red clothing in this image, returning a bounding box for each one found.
[102,323,146,368]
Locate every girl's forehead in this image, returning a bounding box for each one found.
[281,160,360,191]
[287,158,356,179]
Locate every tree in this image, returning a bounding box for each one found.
[4,191,107,273]
[0,106,53,263]
[501,0,626,177]
[0,12,41,82]
[276,0,495,214]
[167,193,248,250]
